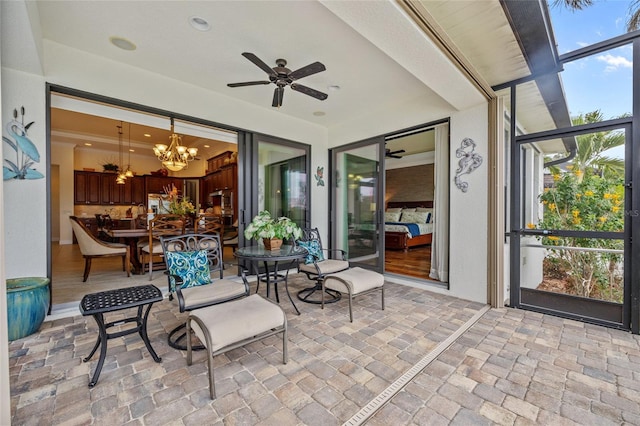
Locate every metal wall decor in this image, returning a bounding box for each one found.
[3,106,44,180]
[454,137,482,192]
[314,166,325,186]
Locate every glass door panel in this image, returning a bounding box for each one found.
[333,140,384,271]
[517,125,629,326]
[258,140,308,231]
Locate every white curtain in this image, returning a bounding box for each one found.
[430,124,449,282]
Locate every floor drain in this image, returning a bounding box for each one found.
[343,304,491,426]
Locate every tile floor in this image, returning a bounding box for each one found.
[9,274,640,425]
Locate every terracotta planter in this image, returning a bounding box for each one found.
[6,277,50,341]
[263,238,283,250]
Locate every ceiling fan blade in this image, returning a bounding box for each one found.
[390,149,406,155]
[272,86,285,107]
[242,52,276,76]
[289,61,326,80]
[290,83,328,100]
[227,81,271,87]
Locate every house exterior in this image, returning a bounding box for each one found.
[4,1,636,423]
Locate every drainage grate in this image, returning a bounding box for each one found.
[343,304,491,426]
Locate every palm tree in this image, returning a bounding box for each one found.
[547,110,625,179]
[555,0,640,32]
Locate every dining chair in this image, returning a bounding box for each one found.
[140,214,186,280]
[69,216,130,282]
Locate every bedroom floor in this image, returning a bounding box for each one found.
[385,245,431,280]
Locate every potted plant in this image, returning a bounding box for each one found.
[244,210,302,250]
[102,162,119,173]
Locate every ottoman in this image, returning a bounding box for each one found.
[186,294,288,399]
[322,267,385,322]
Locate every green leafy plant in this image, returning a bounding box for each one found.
[244,210,302,241]
[535,168,624,300]
[163,184,195,215]
[102,163,119,172]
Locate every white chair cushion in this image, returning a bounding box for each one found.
[299,259,349,275]
[178,279,248,309]
[324,267,384,295]
[190,294,285,352]
[140,241,163,254]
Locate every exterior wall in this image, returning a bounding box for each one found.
[447,103,490,303]
[2,68,48,278]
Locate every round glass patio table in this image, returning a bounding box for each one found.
[235,245,307,315]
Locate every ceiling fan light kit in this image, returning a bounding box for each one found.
[228,52,328,107]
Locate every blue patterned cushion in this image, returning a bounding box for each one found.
[165,250,211,292]
[297,240,325,264]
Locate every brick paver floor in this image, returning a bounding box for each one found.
[9,274,640,425]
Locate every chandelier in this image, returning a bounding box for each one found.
[153,118,198,172]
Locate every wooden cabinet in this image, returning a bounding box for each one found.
[75,171,147,205]
[145,176,182,194]
[127,176,146,205]
[74,171,101,204]
[206,151,234,173]
[101,174,124,205]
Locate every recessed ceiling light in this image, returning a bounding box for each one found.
[143,133,151,138]
[84,143,92,146]
[109,36,136,51]
[189,16,211,31]
[313,111,326,116]
[204,144,210,148]
[129,149,135,152]
[327,85,340,91]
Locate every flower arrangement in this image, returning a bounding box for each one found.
[244,210,302,242]
[163,184,195,215]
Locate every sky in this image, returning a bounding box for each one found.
[548,0,633,120]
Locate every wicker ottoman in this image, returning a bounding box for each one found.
[322,267,385,322]
[186,294,287,399]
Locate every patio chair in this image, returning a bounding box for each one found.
[160,233,250,350]
[296,227,350,304]
[69,216,130,282]
[140,214,185,280]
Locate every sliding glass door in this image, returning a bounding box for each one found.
[331,137,385,272]
[239,133,310,239]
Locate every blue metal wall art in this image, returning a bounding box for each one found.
[3,106,44,180]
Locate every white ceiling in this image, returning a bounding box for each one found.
[22,0,558,159]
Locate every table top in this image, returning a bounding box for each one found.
[106,228,149,238]
[235,244,307,261]
[80,284,163,316]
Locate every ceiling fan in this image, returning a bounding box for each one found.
[227,52,328,108]
[385,146,406,159]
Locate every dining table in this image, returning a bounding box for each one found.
[105,228,148,274]
[235,244,308,315]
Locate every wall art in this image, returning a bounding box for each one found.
[454,137,482,193]
[3,106,44,180]
[315,166,325,186]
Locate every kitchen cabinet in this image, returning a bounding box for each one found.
[145,176,182,194]
[101,173,124,204]
[126,176,146,205]
[74,171,101,204]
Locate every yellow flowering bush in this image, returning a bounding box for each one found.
[537,170,624,301]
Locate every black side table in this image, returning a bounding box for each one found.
[80,284,163,387]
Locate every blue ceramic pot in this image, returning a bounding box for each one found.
[6,277,50,341]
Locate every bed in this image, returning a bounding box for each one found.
[384,201,433,251]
